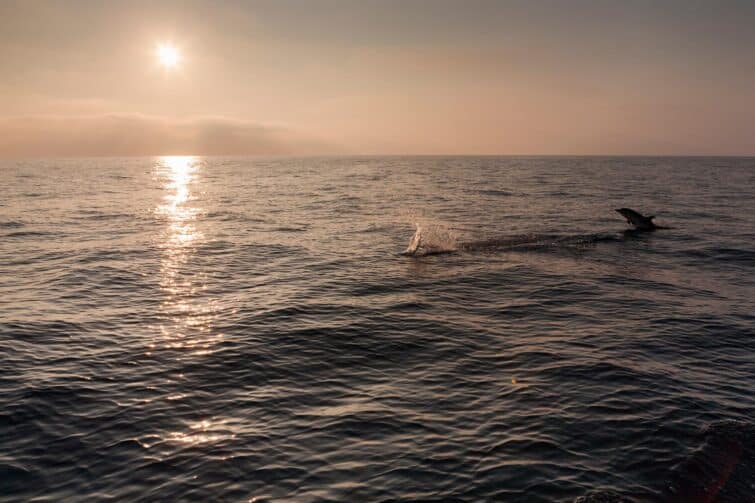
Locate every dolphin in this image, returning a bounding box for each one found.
[615,208,657,231]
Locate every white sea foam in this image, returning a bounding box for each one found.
[403,221,459,256]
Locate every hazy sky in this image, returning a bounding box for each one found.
[1,0,753,156]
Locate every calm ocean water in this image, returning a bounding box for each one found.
[1,156,753,502]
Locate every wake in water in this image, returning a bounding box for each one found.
[402,222,621,257]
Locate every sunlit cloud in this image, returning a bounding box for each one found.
[0,114,334,156]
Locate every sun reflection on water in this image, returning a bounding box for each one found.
[152,157,235,449]
[168,418,236,445]
[154,156,223,355]
[157,155,201,246]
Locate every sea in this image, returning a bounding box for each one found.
[1,156,753,502]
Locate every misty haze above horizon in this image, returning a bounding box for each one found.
[1,0,754,156]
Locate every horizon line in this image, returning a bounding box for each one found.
[2,153,754,161]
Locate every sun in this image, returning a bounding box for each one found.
[157,43,181,69]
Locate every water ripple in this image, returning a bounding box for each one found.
[0,156,753,501]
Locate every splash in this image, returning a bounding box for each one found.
[402,222,459,256]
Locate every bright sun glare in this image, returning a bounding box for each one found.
[157,43,181,69]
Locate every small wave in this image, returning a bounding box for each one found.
[466,189,515,197]
[205,210,249,221]
[77,212,132,221]
[254,225,310,233]
[0,463,37,494]
[274,226,309,233]
[707,247,755,266]
[574,490,632,502]
[677,246,755,268]
[0,221,24,228]
[2,230,55,238]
